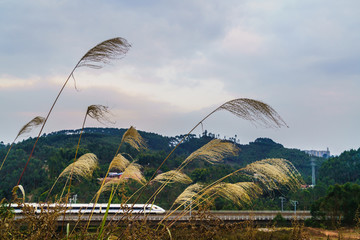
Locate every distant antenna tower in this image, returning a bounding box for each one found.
[310,157,316,186]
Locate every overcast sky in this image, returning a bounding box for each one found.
[1,0,359,155]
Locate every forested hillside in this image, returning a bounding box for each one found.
[1,127,358,211]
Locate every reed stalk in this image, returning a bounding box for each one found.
[129,98,287,211]
[0,116,44,171]
[16,37,130,185]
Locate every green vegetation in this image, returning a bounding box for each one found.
[1,36,358,239]
[309,183,360,227]
[2,127,360,220]
[0,129,307,209]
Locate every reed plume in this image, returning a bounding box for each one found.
[165,158,302,227]
[87,128,146,228]
[16,116,45,138]
[77,37,131,69]
[216,98,288,128]
[97,178,125,194]
[182,139,239,165]
[11,185,25,203]
[152,170,192,184]
[121,162,146,185]
[86,105,113,124]
[146,139,238,205]
[131,98,287,208]
[0,116,44,171]
[97,127,146,197]
[173,183,203,205]
[17,37,131,185]
[59,153,99,180]
[62,105,112,202]
[97,162,145,195]
[242,158,302,192]
[205,182,262,207]
[120,126,147,152]
[109,154,131,172]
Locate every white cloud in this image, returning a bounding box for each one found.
[221,27,265,55]
[0,0,360,156]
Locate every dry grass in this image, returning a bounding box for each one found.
[77,37,131,69]
[120,126,147,151]
[152,170,193,184]
[1,36,312,239]
[205,182,262,207]
[242,158,302,192]
[109,154,131,172]
[216,98,288,128]
[86,105,113,124]
[98,162,145,194]
[121,162,146,185]
[183,139,239,165]
[0,116,44,171]
[174,183,204,205]
[15,116,45,139]
[58,153,98,180]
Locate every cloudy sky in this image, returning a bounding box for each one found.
[1,0,359,155]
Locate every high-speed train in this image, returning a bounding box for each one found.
[8,203,165,214]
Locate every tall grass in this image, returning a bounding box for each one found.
[0,36,309,239]
[0,116,44,171]
[16,37,130,186]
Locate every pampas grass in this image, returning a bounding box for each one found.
[164,158,302,228]
[17,38,130,185]
[11,185,26,203]
[96,127,146,198]
[3,36,308,239]
[121,162,146,185]
[147,139,238,206]
[0,116,44,171]
[45,105,112,200]
[174,183,203,206]
[65,105,112,196]
[204,182,262,207]
[119,126,147,152]
[46,153,98,201]
[242,158,302,192]
[109,154,131,172]
[152,170,193,185]
[98,178,125,194]
[15,116,45,139]
[131,97,288,210]
[77,37,131,69]
[182,139,239,165]
[86,105,113,124]
[58,153,99,180]
[86,127,146,228]
[216,98,288,128]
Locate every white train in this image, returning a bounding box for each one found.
[8,203,165,214]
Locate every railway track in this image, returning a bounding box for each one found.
[15,210,311,225]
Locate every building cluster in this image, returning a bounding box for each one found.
[304,148,330,158]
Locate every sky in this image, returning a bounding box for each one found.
[0,0,359,156]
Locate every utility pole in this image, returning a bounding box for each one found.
[279,197,286,212]
[290,200,298,215]
[185,200,192,217]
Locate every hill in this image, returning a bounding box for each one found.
[0,127,327,209]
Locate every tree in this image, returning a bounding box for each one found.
[310,183,360,227]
